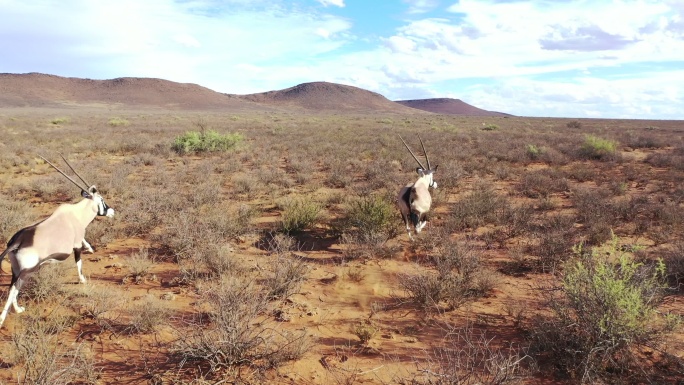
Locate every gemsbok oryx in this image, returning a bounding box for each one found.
[0,154,114,327]
[397,135,438,240]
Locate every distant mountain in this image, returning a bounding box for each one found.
[238,81,425,114]
[395,98,512,117]
[0,73,266,110]
[0,73,505,116]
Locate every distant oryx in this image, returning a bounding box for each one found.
[0,155,114,327]
[397,135,438,240]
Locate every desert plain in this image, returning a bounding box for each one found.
[0,74,682,384]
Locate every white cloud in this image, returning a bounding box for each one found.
[460,71,684,119]
[0,0,682,118]
[316,0,345,7]
[403,0,440,14]
[174,34,202,48]
[366,0,684,117]
[0,0,354,93]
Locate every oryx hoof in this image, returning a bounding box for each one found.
[79,277,87,284]
[15,306,25,314]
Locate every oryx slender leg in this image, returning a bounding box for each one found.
[10,273,27,314]
[82,239,94,253]
[0,267,28,327]
[402,214,414,240]
[74,248,86,283]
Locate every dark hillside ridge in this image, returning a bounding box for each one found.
[0,73,266,110]
[0,73,507,115]
[237,81,426,113]
[396,98,512,117]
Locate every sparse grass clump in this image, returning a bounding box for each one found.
[125,247,156,283]
[50,117,70,125]
[567,120,582,129]
[108,117,130,127]
[21,263,72,302]
[408,325,531,384]
[400,241,492,311]
[0,196,34,244]
[449,182,505,230]
[351,320,378,345]
[172,130,244,154]
[264,255,308,300]
[173,277,310,373]
[126,295,171,334]
[10,315,99,385]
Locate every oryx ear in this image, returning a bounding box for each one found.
[88,185,98,194]
[416,167,425,176]
[81,190,92,199]
[433,165,438,172]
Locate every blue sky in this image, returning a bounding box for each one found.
[1,0,683,119]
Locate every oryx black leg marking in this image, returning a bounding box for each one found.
[74,248,86,283]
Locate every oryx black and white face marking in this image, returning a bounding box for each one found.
[397,135,438,241]
[416,167,438,189]
[82,186,115,218]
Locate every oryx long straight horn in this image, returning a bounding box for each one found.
[399,134,426,170]
[0,154,115,328]
[39,155,87,191]
[59,153,91,188]
[396,135,438,241]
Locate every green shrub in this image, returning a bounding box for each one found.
[482,123,499,131]
[580,135,617,160]
[172,130,244,154]
[279,198,321,234]
[50,117,70,125]
[341,195,397,244]
[108,117,130,127]
[529,234,679,382]
[351,320,378,345]
[525,144,542,160]
[567,120,582,129]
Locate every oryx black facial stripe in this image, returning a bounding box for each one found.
[97,200,110,216]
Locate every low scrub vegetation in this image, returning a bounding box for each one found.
[1,111,682,384]
[279,197,321,234]
[529,235,680,383]
[580,134,618,160]
[172,130,244,154]
[173,277,310,376]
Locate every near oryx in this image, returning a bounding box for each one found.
[0,154,115,327]
[397,135,438,240]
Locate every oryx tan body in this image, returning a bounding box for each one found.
[0,155,114,327]
[397,135,437,240]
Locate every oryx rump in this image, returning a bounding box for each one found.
[0,155,114,327]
